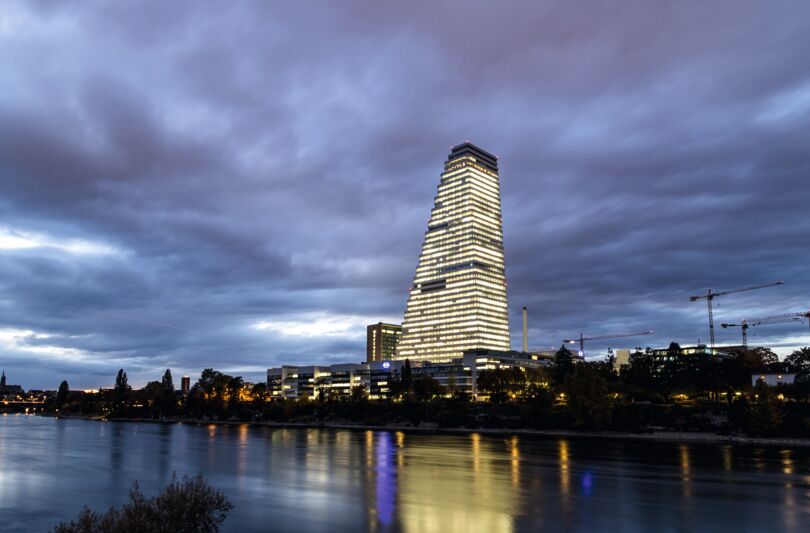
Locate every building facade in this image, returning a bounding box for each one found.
[266,349,548,402]
[751,373,796,386]
[396,142,511,363]
[366,322,402,363]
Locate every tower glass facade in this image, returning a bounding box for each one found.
[396,142,510,362]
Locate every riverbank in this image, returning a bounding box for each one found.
[44,414,810,448]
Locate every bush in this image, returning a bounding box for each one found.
[53,474,233,533]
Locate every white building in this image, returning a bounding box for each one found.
[396,142,511,363]
[751,373,796,386]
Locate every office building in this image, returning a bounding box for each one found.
[396,142,511,362]
[266,349,548,401]
[366,322,402,363]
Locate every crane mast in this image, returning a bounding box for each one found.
[721,310,810,348]
[690,281,784,349]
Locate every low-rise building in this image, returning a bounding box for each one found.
[267,350,550,401]
[612,349,632,373]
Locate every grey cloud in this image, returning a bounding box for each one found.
[1,0,809,387]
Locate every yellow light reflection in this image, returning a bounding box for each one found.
[559,439,570,498]
[679,444,691,498]
[722,445,732,473]
[509,436,520,487]
[471,433,481,479]
[397,431,405,469]
[400,433,514,533]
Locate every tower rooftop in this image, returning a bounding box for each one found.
[448,142,498,172]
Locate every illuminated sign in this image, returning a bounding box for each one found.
[382,362,390,369]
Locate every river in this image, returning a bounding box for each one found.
[1,415,808,532]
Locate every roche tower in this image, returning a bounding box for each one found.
[396,142,510,362]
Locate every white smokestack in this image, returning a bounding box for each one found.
[522,306,528,352]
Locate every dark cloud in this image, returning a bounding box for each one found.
[1,0,809,388]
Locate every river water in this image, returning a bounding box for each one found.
[1,415,809,532]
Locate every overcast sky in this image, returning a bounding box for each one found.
[1,1,809,389]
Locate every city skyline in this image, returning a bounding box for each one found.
[1,1,810,389]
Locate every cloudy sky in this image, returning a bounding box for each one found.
[1,1,809,389]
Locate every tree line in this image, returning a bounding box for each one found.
[47,344,810,438]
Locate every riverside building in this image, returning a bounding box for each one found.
[266,350,548,401]
[396,142,511,363]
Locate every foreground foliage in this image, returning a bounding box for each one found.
[53,474,233,533]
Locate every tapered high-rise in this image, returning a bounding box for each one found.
[396,142,510,362]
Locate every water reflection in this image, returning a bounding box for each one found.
[509,436,520,487]
[559,439,570,500]
[2,417,810,533]
[375,433,395,527]
[679,444,691,498]
[722,444,732,473]
[399,433,516,533]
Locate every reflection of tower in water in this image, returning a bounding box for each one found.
[399,433,518,533]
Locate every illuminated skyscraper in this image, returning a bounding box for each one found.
[396,142,510,362]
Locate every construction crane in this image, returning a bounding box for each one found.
[721,311,810,348]
[563,330,654,358]
[690,281,784,349]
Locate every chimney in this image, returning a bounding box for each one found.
[522,307,528,352]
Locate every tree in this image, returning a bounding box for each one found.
[785,347,810,374]
[747,379,783,436]
[251,383,268,406]
[112,369,130,416]
[477,368,525,402]
[564,364,613,430]
[741,347,780,372]
[141,381,162,418]
[401,359,413,395]
[159,369,176,417]
[115,369,129,392]
[195,369,229,417]
[387,375,406,400]
[53,474,233,533]
[622,350,658,400]
[198,369,223,394]
[350,384,368,403]
[412,375,444,402]
[552,345,575,386]
[56,380,70,408]
[666,342,681,357]
[226,376,245,411]
[161,369,175,396]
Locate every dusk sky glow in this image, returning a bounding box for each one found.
[1,1,809,388]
